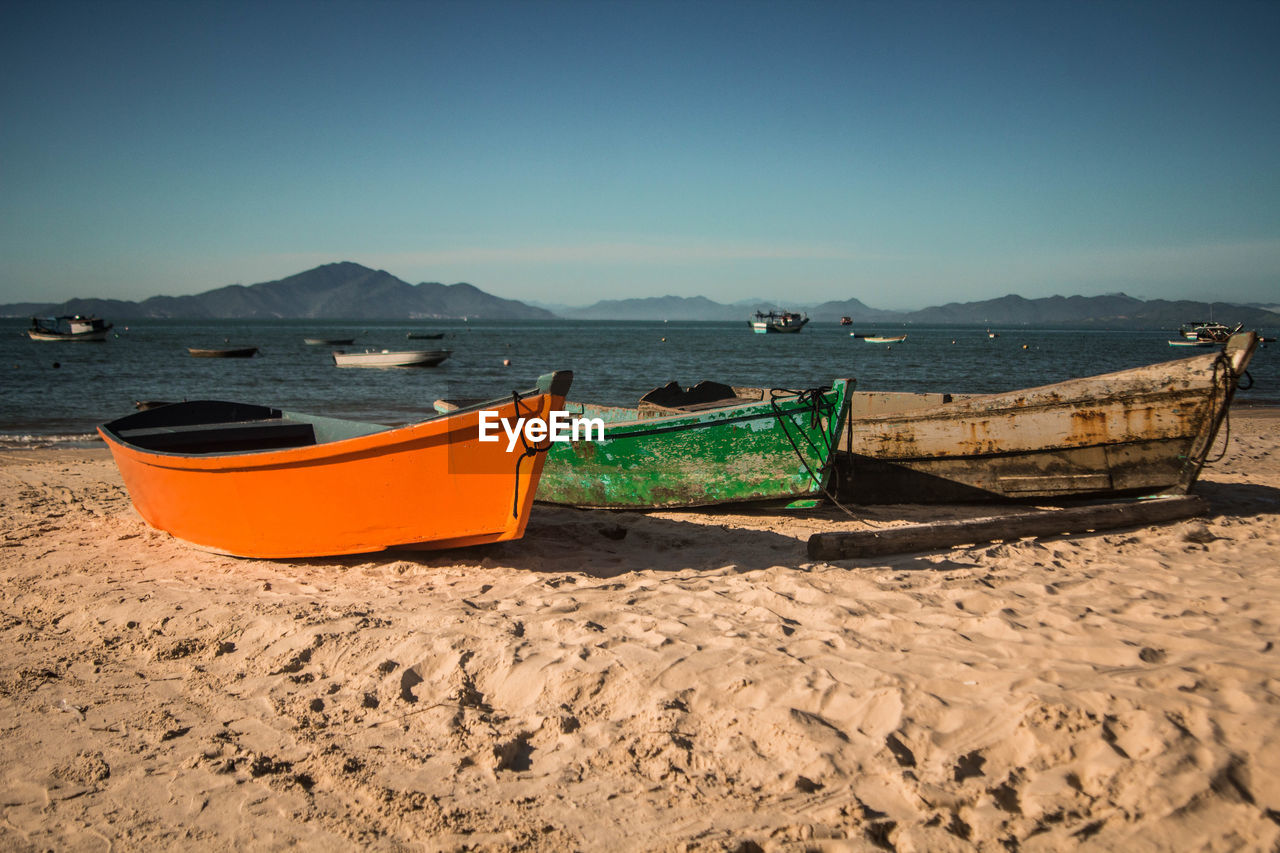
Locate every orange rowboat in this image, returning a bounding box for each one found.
[98,371,572,558]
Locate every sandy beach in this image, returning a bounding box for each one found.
[2,411,1278,851]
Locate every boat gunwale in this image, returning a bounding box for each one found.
[98,371,573,471]
[846,346,1244,425]
[561,382,853,437]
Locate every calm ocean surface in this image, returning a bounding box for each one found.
[3,317,1276,445]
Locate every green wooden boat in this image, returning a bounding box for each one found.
[510,379,852,509]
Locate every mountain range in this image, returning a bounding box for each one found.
[8,262,554,321]
[5,261,1279,329]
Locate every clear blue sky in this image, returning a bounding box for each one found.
[3,0,1278,309]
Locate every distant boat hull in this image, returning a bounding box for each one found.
[98,372,572,558]
[834,333,1258,503]
[28,314,113,341]
[749,320,809,334]
[332,349,451,367]
[861,335,907,343]
[28,329,110,341]
[304,337,355,345]
[189,347,258,358]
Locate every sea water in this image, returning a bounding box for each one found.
[1,317,1275,445]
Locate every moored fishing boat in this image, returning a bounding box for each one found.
[28,315,113,341]
[332,348,450,367]
[188,346,258,358]
[1179,321,1239,342]
[834,332,1258,503]
[447,379,852,509]
[748,310,809,334]
[303,337,355,345]
[861,334,907,343]
[98,371,573,558]
[1171,321,1242,346]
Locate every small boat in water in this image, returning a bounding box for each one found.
[860,334,907,343]
[304,337,355,345]
[1179,321,1239,342]
[98,371,573,558]
[28,314,113,341]
[436,379,853,509]
[406,332,445,340]
[1171,321,1242,346]
[332,349,450,367]
[748,310,809,334]
[834,332,1259,503]
[189,347,258,358]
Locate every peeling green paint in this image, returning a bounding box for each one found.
[538,381,852,509]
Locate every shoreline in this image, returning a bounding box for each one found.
[5,404,1280,450]
[2,414,1278,850]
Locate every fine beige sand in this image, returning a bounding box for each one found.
[2,411,1278,851]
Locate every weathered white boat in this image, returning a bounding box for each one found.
[833,332,1259,503]
[861,334,907,343]
[332,348,451,368]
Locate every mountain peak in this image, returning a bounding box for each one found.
[10,262,553,320]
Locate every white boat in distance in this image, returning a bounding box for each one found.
[28,314,113,341]
[332,348,451,368]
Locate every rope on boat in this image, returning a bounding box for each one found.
[769,386,859,520]
[1203,353,1240,466]
[508,388,554,518]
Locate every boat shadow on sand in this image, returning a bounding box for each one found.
[385,507,813,578]
[1189,480,1280,516]
[301,483,1280,578]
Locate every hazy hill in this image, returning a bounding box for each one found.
[560,295,786,321]
[902,293,1280,328]
[809,296,901,322]
[6,302,73,317]
[7,262,553,320]
[903,293,1148,325]
[559,291,1280,329]
[1100,298,1280,330]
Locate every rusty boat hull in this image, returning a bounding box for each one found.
[835,332,1258,503]
[98,371,572,558]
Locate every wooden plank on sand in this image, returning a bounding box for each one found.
[807,494,1208,560]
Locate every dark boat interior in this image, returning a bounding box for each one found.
[101,401,384,454]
